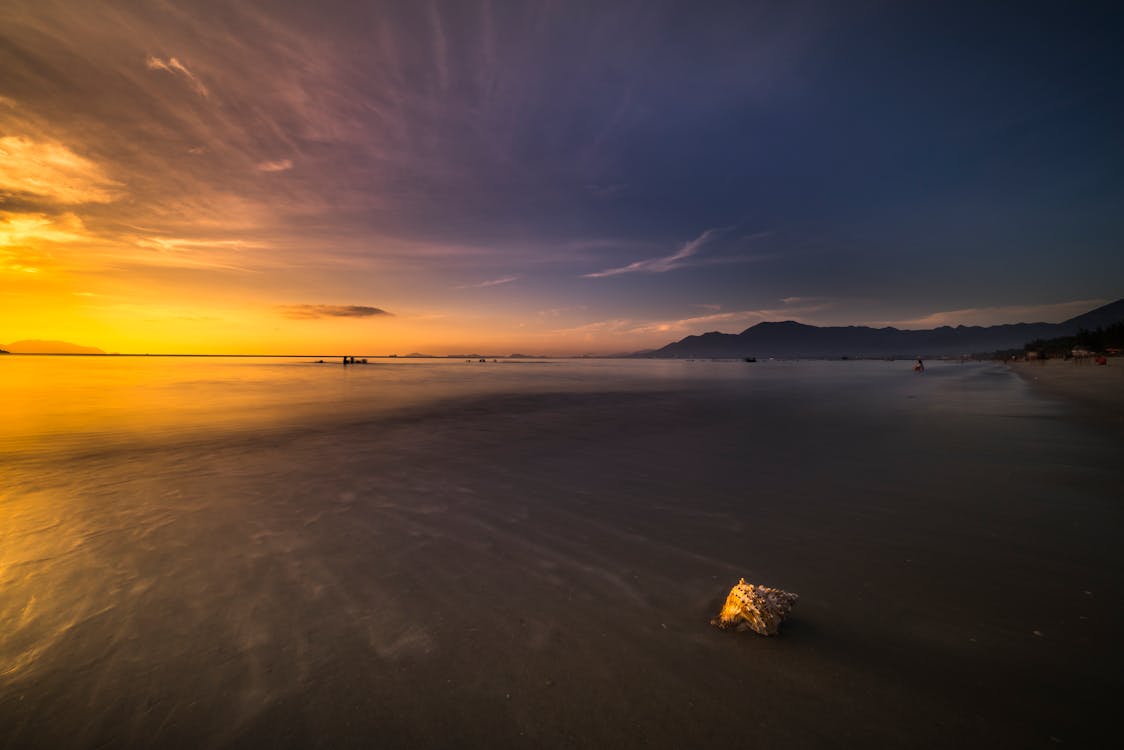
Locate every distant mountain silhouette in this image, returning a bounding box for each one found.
[644,299,1124,358]
[1061,298,1124,331]
[1,339,105,354]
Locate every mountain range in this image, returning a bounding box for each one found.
[0,340,106,354]
[643,299,1124,359]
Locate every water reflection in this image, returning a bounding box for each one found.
[4,355,1099,747]
[1,356,718,462]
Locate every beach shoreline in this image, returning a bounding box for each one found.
[1007,357,1124,431]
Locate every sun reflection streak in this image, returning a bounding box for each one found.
[0,488,86,680]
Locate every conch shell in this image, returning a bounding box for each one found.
[711,578,798,635]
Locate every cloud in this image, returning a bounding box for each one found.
[0,137,121,204]
[146,56,209,96]
[536,305,587,318]
[256,159,293,172]
[0,211,89,246]
[554,300,839,343]
[583,227,728,278]
[278,304,392,319]
[111,234,270,272]
[134,237,259,251]
[883,299,1108,329]
[0,212,91,274]
[457,275,518,288]
[553,312,738,339]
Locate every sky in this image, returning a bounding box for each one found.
[1,0,1122,355]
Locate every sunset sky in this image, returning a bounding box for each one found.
[2,1,1121,354]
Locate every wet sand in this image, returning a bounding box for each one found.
[1009,358,1124,430]
[2,362,1122,748]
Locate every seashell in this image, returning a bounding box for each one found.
[711,578,798,636]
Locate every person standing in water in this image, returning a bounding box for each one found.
[914,358,924,372]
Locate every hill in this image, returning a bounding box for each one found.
[1062,298,1124,331]
[0,340,106,354]
[643,299,1124,359]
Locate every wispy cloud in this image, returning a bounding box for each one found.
[882,299,1108,329]
[536,305,587,319]
[145,56,209,97]
[133,236,260,252]
[0,211,89,246]
[730,297,836,323]
[1,210,96,274]
[554,299,838,344]
[457,275,518,288]
[112,234,268,272]
[278,304,392,319]
[583,227,728,278]
[0,137,121,204]
[256,159,293,172]
[553,312,741,340]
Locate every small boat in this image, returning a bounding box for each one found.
[744,357,756,363]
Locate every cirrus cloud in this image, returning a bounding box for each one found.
[256,159,293,173]
[456,275,518,289]
[145,56,209,97]
[583,227,729,278]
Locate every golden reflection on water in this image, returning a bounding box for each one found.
[0,355,686,687]
[0,356,946,683]
[4,355,1113,747]
[1,356,343,684]
[1,356,343,459]
[0,355,698,462]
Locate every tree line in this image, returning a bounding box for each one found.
[1024,322,1124,357]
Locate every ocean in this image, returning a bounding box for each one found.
[2,356,1121,748]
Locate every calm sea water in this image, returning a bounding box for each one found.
[2,356,1120,748]
[0,356,728,460]
[0,355,1039,462]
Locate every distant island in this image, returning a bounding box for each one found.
[639,298,1124,359]
[0,340,106,355]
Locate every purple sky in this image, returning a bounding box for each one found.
[2,1,1121,353]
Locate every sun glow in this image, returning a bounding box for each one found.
[0,137,120,205]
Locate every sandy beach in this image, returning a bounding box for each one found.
[1009,358,1124,430]
[2,359,1122,748]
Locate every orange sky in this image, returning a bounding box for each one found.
[0,130,622,355]
[2,2,1118,355]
